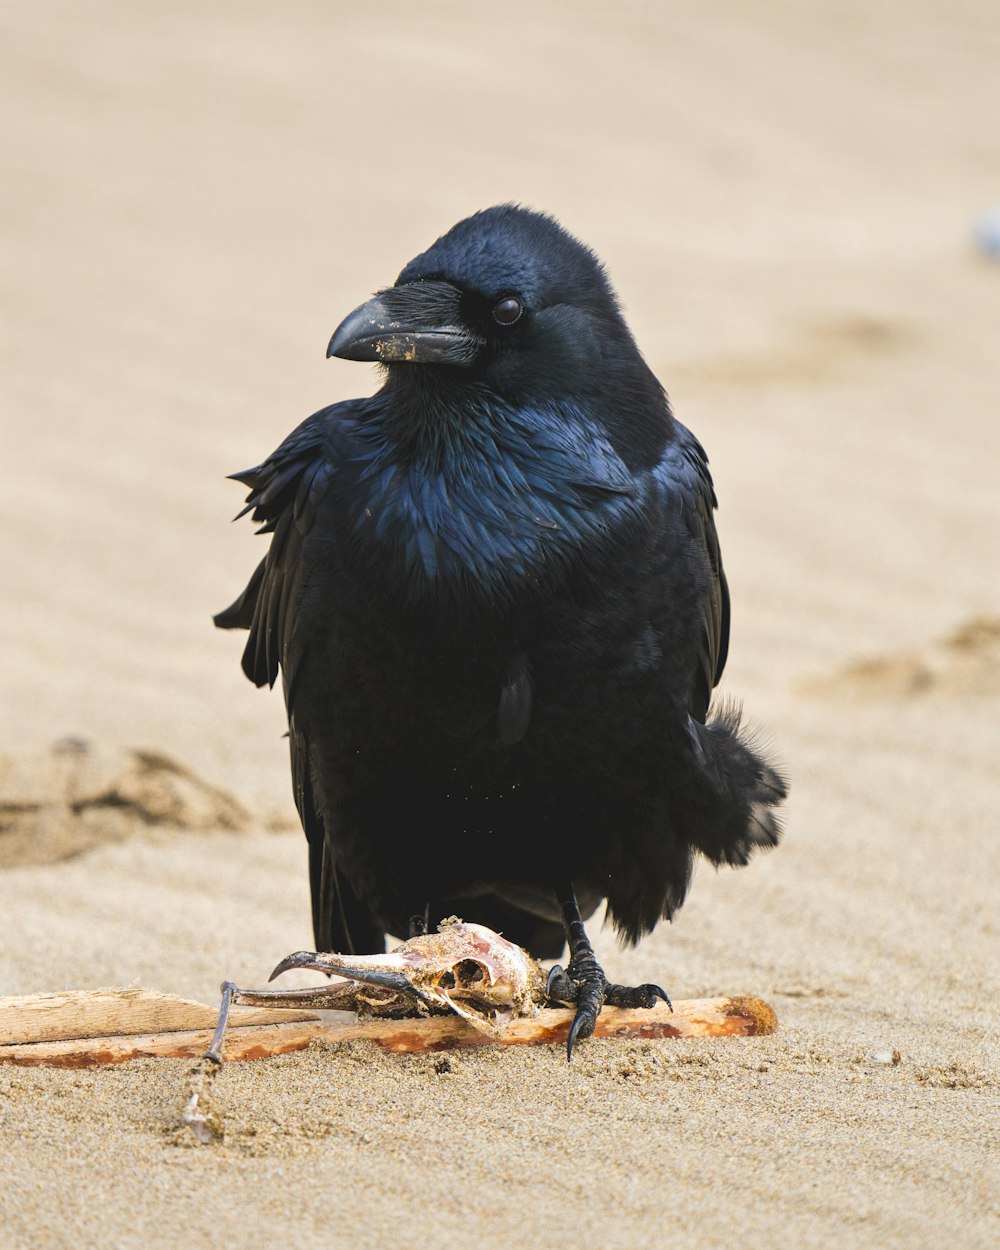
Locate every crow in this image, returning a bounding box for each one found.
[216,205,787,1056]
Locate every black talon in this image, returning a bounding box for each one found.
[546,964,577,1003]
[566,1009,593,1063]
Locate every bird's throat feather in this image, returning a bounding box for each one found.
[345,395,640,600]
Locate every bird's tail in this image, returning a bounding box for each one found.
[675,699,787,869]
[605,700,787,946]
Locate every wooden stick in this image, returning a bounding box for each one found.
[0,996,776,1067]
[0,987,320,1046]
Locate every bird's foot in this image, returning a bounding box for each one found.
[545,959,671,1060]
[545,956,605,1059]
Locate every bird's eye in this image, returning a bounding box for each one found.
[492,296,524,326]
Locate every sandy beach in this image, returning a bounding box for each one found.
[2,2,998,1246]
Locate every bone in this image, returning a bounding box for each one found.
[269,920,547,1037]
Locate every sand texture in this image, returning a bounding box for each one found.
[2,2,999,1247]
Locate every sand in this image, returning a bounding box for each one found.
[2,2,999,1246]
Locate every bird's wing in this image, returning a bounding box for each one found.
[659,428,730,722]
[294,727,384,955]
[215,405,384,954]
[214,412,336,689]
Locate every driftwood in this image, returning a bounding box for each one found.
[0,984,778,1142]
[0,987,319,1048]
[0,987,776,1068]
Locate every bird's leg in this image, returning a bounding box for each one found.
[545,886,607,1059]
[545,883,672,1060]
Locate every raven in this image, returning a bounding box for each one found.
[216,206,786,1055]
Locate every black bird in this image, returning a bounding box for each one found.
[216,206,786,1056]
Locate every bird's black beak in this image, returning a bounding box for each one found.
[327,280,479,366]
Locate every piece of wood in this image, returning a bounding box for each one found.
[0,996,776,1067]
[0,987,319,1046]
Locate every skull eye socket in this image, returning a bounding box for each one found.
[438,970,457,989]
[454,960,485,985]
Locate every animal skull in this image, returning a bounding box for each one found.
[270,919,546,1037]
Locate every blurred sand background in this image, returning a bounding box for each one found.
[1,2,998,1246]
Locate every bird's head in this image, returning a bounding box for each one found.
[327,205,659,410]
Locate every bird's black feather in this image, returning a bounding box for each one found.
[217,205,786,957]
